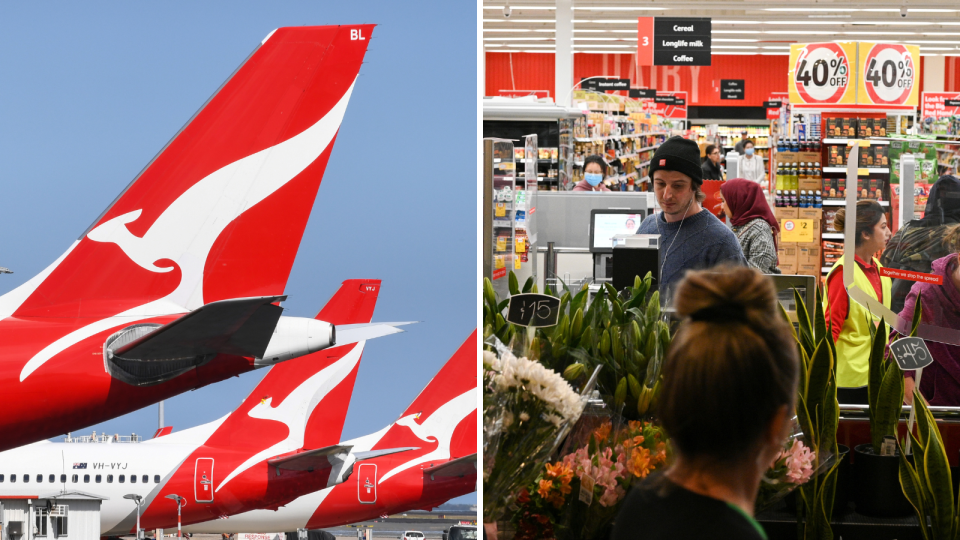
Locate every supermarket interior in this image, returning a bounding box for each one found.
[481,2,960,540]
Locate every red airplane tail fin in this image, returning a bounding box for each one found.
[203,280,381,458]
[9,25,374,320]
[373,330,478,484]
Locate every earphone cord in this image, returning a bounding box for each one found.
[656,196,695,286]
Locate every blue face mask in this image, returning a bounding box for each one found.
[745,147,755,156]
[585,172,603,187]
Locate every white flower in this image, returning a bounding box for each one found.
[520,412,530,422]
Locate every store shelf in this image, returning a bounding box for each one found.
[636,144,662,153]
[722,145,770,149]
[823,138,891,145]
[822,233,845,240]
[574,131,669,143]
[823,167,889,174]
[823,199,889,206]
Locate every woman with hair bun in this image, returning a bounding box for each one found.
[825,200,892,404]
[612,266,798,540]
[899,225,960,405]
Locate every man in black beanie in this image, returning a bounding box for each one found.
[637,136,746,298]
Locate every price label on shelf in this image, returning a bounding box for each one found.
[496,236,506,251]
[780,219,815,243]
[514,256,522,270]
[857,43,919,106]
[788,42,856,105]
[495,203,506,217]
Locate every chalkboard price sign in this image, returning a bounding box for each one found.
[506,293,561,328]
[890,337,934,371]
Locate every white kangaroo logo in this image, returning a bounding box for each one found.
[216,342,365,492]
[19,79,357,382]
[378,388,477,484]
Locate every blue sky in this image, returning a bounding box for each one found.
[0,2,476,504]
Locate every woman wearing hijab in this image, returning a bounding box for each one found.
[881,174,960,313]
[701,144,723,181]
[720,178,779,274]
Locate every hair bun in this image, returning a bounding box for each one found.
[833,208,846,232]
[674,266,778,328]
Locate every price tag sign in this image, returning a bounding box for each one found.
[788,42,856,105]
[496,237,507,252]
[890,337,934,371]
[780,219,815,243]
[514,256,522,270]
[857,43,919,106]
[506,293,561,328]
[515,237,526,253]
[495,203,506,217]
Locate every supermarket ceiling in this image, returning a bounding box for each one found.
[482,0,960,56]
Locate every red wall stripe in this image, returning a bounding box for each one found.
[486,52,932,108]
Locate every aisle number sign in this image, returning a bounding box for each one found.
[788,42,856,105]
[856,43,920,107]
[780,219,815,243]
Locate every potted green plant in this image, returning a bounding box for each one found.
[784,288,844,539]
[853,298,921,517]
[898,381,954,540]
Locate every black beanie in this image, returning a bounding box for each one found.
[649,136,703,187]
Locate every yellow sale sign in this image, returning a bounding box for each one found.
[789,42,857,105]
[780,219,815,243]
[856,42,920,107]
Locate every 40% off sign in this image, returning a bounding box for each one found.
[791,43,852,104]
[860,43,918,105]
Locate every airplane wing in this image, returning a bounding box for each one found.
[111,296,285,361]
[425,453,477,481]
[268,445,354,472]
[334,321,418,346]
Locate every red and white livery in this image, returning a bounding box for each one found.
[184,331,478,534]
[0,24,407,452]
[0,279,414,534]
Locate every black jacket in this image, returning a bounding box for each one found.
[701,159,722,181]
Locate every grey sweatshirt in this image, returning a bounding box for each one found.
[637,208,747,297]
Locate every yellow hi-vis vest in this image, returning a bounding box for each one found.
[824,257,892,388]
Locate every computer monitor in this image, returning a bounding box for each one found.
[589,209,645,253]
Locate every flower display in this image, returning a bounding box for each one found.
[483,347,586,523]
[512,419,669,540]
[756,438,826,513]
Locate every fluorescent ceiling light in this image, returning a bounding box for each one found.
[712,45,760,49]
[573,6,667,10]
[584,20,647,24]
[919,47,956,50]
[485,43,503,47]
[928,32,960,35]
[712,30,756,34]
[714,38,760,42]
[484,37,551,40]
[843,31,916,35]
[765,8,857,11]
[850,21,933,25]
[484,28,532,32]
[713,20,761,24]
[502,43,555,48]
[482,19,556,23]
[573,29,639,33]
[765,21,847,25]
[572,37,636,41]
[518,50,555,53]
[573,44,634,48]
[483,5,556,9]
[762,31,837,35]
[864,8,958,12]
[762,46,791,50]
[762,52,791,55]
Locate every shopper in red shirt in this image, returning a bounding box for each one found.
[824,200,892,405]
